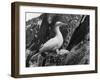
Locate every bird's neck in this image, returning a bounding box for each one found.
[55,27,63,38]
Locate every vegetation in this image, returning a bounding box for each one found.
[26,13,89,67]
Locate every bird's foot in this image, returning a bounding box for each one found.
[56,49,60,55]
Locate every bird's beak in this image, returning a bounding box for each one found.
[61,22,68,26]
[62,23,68,25]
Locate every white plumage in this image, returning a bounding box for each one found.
[39,21,67,54]
[31,21,68,66]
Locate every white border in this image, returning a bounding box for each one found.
[19,6,95,74]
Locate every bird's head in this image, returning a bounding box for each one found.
[55,21,68,28]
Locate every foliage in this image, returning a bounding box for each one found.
[26,13,89,67]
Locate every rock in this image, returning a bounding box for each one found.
[59,49,70,55]
[26,13,89,67]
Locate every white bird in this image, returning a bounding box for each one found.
[39,21,67,54]
[30,21,67,66]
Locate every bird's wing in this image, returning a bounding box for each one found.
[39,37,59,52]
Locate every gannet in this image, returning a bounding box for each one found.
[30,21,68,66]
[39,21,67,54]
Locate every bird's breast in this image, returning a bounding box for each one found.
[39,27,64,52]
[39,36,63,52]
[56,35,63,48]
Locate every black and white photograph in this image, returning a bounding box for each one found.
[25,13,90,67]
[11,2,97,77]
